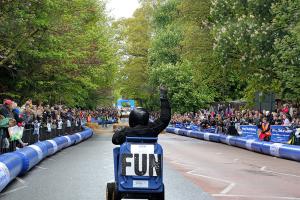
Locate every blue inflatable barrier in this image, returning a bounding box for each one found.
[166,127,300,162]
[66,134,77,146]
[207,133,220,142]
[74,133,83,144]
[278,144,300,161]
[0,127,94,192]
[52,137,68,151]
[219,135,234,146]
[31,142,49,159]
[16,146,44,175]
[0,153,23,192]
[62,136,73,148]
[44,140,58,156]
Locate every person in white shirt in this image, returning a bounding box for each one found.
[282,114,291,126]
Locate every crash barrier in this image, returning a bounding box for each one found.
[166,127,300,162]
[172,123,294,143]
[0,125,82,155]
[0,127,93,192]
[91,117,118,125]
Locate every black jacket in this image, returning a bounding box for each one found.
[112,99,171,145]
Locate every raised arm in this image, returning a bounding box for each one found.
[151,86,171,135]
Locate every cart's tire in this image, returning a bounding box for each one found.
[106,182,115,200]
[113,183,121,200]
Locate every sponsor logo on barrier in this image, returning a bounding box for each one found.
[187,130,192,137]
[46,140,58,154]
[246,139,255,150]
[174,128,179,134]
[121,144,161,177]
[63,136,72,146]
[29,145,43,160]
[75,133,82,141]
[0,162,10,187]
[270,143,283,157]
[204,133,210,141]
[226,136,233,145]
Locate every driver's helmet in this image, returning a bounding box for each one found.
[129,107,149,127]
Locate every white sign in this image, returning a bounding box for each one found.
[133,180,149,188]
[122,145,161,177]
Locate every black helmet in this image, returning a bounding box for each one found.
[129,107,149,127]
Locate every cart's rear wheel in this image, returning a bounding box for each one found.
[106,182,115,200]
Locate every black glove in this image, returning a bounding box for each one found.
[160,86,168,100]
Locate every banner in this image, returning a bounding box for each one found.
[240,125,258,139]
[270,125,292,143]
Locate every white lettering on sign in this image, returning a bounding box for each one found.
[133,180,149,188]
[270,143,283,157]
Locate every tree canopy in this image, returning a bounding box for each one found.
[0,0,118,108]
[1,0,299,111]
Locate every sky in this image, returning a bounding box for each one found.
[106,0,140,19]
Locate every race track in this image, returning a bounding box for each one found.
[1,127,299,200]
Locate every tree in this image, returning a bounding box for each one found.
[0,0,118,108]
[271,0,300,102]
[115,2,154,106]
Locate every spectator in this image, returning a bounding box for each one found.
[282,114,291,126]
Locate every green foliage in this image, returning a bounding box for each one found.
[271,0,300,101]
[114,3,154,105]
[0,0,118,108]
[150,61,213,112]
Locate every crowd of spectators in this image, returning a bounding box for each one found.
[170,104,300,143]
[0,98,118,153]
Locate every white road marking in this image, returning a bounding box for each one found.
[35,165,48,170]
[233,158,239,163]
[0,186,27,196]
[220,183,236,194]
[212,194,300,199]
[171,161,196,168]
[16,177,26,184]
[260,166,266,171]
[260,168,300,178]
[48,158,56,161]
[187,170,236,194]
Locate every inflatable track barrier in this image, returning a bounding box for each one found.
[166,127,300,162]
[0,127,93,192]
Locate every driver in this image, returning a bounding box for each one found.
[112,87,171,145]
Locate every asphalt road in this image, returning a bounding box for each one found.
[161,133,300,200]
[0,128,212,200]
[1,128,300,200]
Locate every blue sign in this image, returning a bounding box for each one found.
[240,125,258,139]
[117,99,135,109]
[270,126,292,143]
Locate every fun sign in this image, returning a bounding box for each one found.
[121,144,162,177]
